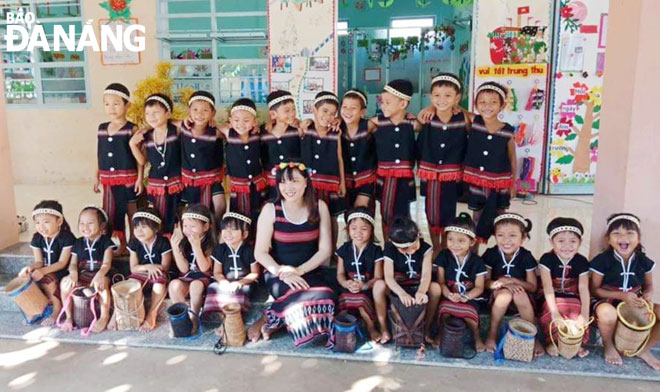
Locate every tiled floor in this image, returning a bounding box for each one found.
[13,184,595,256]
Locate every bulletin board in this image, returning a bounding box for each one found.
[99,18,142,66]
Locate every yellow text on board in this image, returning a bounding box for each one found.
[476,64,547,78]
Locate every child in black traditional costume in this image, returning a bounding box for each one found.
[95,83,143,256]
[129,93,183,236]
[204,212,260,337]
[591,213,660,370]
[20,200,75,326]
[482,213,542,356]
[59,206,116,333]
[435,213,487,351]
[538,217,590,357]
[168,204,216,333]
[180,91,226,222]
[336,207,383,342]
[374,217,441,344]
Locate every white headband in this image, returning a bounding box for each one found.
[268,95,294,109]
[230,105,257,116]
[347,212,375,226]
[313,95,339,106]
[132,212,162,225]
[83,204,108,221]
[390,239,418,248]
[494,213,527,226]
[103,89,130,101]
[188,95,215,108]
[344,90,367,105]
[384,85,412,101]
[549,225,582,238]
[147,96,171,112]
[181,212,210,223]
[32,208,63,219]
[445,226,476,239]
[223,212,252,226]
[432,75,461,90]
[607,214,640,228]
[477,85,506,100]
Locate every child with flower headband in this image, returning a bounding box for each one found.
[59,205,116,333]
[464,81,517,248]
[538,217,590,357]
[129,93,183,236]
[168,204,217,334]
[20,200,75,326]
[95,83,143,256]
[434,213,487,351]
[180,91,226,222]
[335,207,384,342]
[591,213,660,369]
[203,212,260,337]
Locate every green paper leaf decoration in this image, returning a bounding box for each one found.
[565,133,577,141]
[556,155,574,164]
[575,115,584,124]
[592,119,600,129]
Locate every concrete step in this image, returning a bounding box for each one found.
[0,242,33,276]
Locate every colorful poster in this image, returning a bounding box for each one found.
[472,0,553,194]
[268,0,337,119]
[547,0,609,194]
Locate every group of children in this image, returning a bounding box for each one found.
[15,73,660,370]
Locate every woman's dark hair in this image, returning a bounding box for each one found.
[132,207,162,234]
[447,212,476,234]
[267,90,295,111]
[80,205,112,237]
[475,81,508,105]
[314,91,339,110]
[179,204,217,257]
[189,90,215,108]
[606,212,644,254]
[145,93,173,113]
[105,83,130,103]
[547,217,583,239]
[389,216,420,244]
[232,97,257,111]
[493,212,532,239]
[273,162,320,225]
[31,200,71,240]
[342,88,367,109]
[430,72,462,95]
[220,214,251,235]
[345,206,377,244]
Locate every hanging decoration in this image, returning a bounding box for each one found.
[420,25,457,51]
[443,0,474,6]
[99,0,132,22]
[416,0,432,7]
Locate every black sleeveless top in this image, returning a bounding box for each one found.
[97,121,138,186]
[270,201,320,268]
[180,124,224,187]
[417,112,467,182]
[463,115,515,189]
[341,119,377,188]
[260,125,301,184]
[301,124,341,192]
[226,129,266,193]
[374,116,416,178]
[145,123,183,195]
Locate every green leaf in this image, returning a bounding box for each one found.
[575,115,584,124]
[594,105,601,112]
[592,119,600,129]
[590,139,599,149]
[99,2,111,11]
[565,133,577,141]
[556,155,574,164]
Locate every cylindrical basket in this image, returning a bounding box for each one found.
[111,280,145,331]
[222,303,246,347]
[615,300,656,357]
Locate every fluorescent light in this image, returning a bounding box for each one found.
[389,28,421,38]
[338,21,348,36]
[391,18,434,28]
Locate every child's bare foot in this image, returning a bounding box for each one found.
[475,337,486,353]
[40,315,57,327]
[139,314,157,332]
[367,326,381,343]
[638,350,660,371]
[577,346,590,358]
[545,343,559,357]
[378,330,391,344]
[484,337,497,353]
[60,319,74,332]
[247,317,265,342]
[604,345,623,366]
[261,324,278,341]
[107,314,117,331]
[91,315,110,333]
[534,340,545,358]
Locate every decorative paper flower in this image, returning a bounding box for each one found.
[99,0,132,22]
[556,117,573,137]
[590,147,599,162]
[560,6,573,19]
[559,99,578,118]
[589,86,602,106]
[570,82,590,104]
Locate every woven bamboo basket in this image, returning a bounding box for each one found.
[111,280,146,330]
[5,276,50,322]
[503,318,537,362]
[222,303,246,346]
[615,300,656,357]
[550,317,593,359]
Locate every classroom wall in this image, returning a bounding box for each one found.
[6,0,160,185]
[0,56,19,249]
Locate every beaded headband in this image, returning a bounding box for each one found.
[268,95,294,109]
[83,204,108,221]
[549,225,583,238]
[383,85,412,101]
[230,105,257,116]
[181,212,210,223]
[223,212,252,226]
[346,212,375,226]
[476,85,506,101]
[607,214,641,229]
[344,90,367,105]
[132,212,162,225]
[494,213,527,226]
[390,239,418,248]
[103,89,130,101]
[313,95,339,106]
[445,226,476,239]
[188,95,215,108]
[146,96,171,112]
[32,208,63,219]
[432,75,461,90]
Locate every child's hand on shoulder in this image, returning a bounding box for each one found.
[298,119,313,136]
[130,129,146,146]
